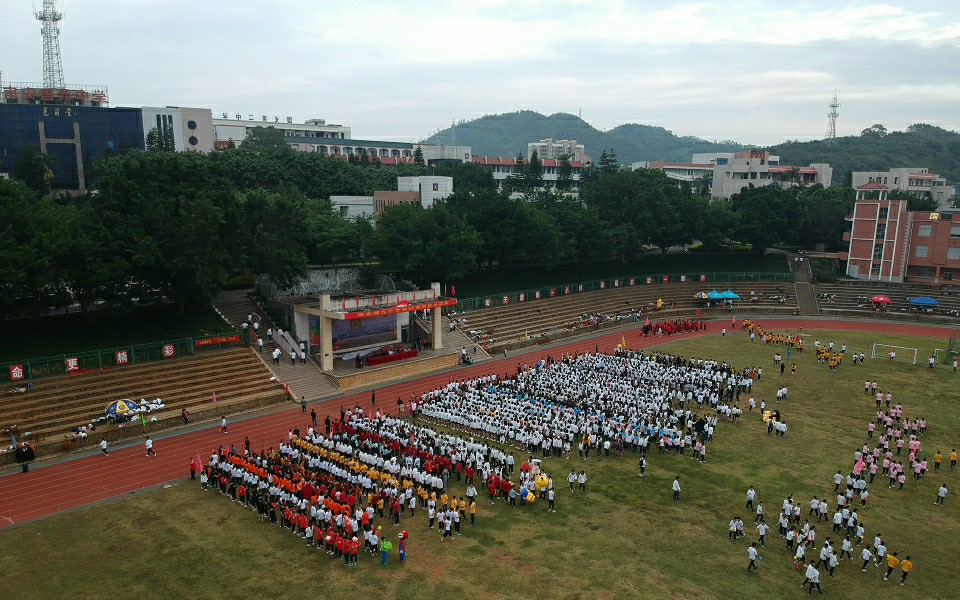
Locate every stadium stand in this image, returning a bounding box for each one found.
[1,348,284,453]
[453,282,798,352]
[814,281,960,322]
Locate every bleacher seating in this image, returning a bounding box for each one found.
[814,281,960,322]
[454,282,798,352]
[1,348,283,449]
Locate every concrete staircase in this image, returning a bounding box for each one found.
[215,290,341,402]
[447,318,494,364]
[790,255,820,316]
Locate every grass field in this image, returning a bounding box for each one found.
[2,328,958,600]
[0,305,234,362]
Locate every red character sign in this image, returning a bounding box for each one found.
[116,350,129,365]
[484,299,491,307]
[550,289,556,297]
[578,284,584,292]
[162,344,176,358]
[10,365,25,380]
[680,275,687,283]
[600,281,606,289]
[699,274,707,283]
[519,293,525,302]
[502,296,509,305]
[565,286,571,295]
[646,277,652,284]
[662,276,669,284]
[629,278,635,286]
[535,291,541,299]
[65,357,80,373]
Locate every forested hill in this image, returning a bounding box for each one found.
[769,124,960,185]
[423,111,745,164]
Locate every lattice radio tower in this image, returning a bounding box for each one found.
[36,0,65,89]
[825,92,840,144]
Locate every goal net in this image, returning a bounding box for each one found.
[871,344,918,365]
[935,349,959,365]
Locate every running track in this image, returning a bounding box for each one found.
[0,318,953,529]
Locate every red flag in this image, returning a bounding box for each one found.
[451,285,456,297]
[285,382,291,398]
[211,390,217,404]
[196,450,204,470]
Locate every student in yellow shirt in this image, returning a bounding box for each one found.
[469,500,477,526]
[884,552,900,581]
[934,451,943,472]
[951,449,958,469]
[441,492,448,510]
[899,556,912,586]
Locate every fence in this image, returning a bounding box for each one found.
[454,272,794,312]
[1,333,244,384]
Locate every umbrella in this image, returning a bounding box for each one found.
[105,399,140,417]
[910,297,939,306]
[871,296,891,304]
[694,292,710,300]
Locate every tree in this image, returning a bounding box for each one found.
[525,150,544,190]
[598,148,619,174]
[556,157,574,191]
[693,171,713,196]
[729,185,799,254]
[241,126,290,151]
[505,154,527,194]
[888,189,940,211]
[241,187,310,290]
[860,124,888,137]
[413,146,425,167]
[145,126,175,152]
[12,147,56,194]
[794,186,855,249]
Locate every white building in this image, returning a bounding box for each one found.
[851,167,955,210]
[527,139,588,163]
[329,195,375,220]
[634,160,714,182]
[711,150,831,198]
[398,176,454,207]
[471,157,584,195]
[415,144,472,164]
[213,115,350,149]
[141,106,214,152]
[692,152,780,167]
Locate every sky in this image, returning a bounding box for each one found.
[2,0,959,146]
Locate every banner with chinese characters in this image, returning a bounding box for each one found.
[115,350,129,365]
[162,344,176,358]
[66,357,80,373]
[194,335,242,347]
[341,298,457,321]
[10,365,25,380]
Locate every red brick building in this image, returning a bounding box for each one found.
[844,182,960,285]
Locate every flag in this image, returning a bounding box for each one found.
[621,335,627,349]
[285,382,291,398]
[196,450,204,470]
[853,457,865,476]
[451,285,456,297]
[212,390,217,404]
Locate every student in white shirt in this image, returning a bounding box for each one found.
[747,543,759,571]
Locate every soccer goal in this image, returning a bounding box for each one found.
[934,349,959,365]
[871,344,918,364]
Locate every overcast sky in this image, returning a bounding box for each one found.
[2,0,958,145]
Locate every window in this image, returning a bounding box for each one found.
[875,224,886,239]
[918,224,932,237]
[870,264,881,276]
[872,244,884,260]
[187,120,197,130]
[915,246,929,258]
[879,208,888,220]
[950,226,960,238]
[432,183,439,192]
[339,206,348,216]
[188,136,198,146]
[948,248,960,261]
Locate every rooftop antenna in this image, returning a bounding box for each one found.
[825,91,840,144]
[451,119,456,146]
[36,0,66,88]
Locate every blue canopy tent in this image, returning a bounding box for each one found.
[722,290,741,300]
[910,297,939,307]
[707,290,723,300]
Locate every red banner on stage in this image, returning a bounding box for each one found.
[342,298,457,320]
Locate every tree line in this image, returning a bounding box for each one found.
[3,136,874,317]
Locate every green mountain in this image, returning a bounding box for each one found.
[423,111,745,164]
[769,124,960,186]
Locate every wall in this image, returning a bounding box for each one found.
[334,353,459,391]
[257,267,362,299]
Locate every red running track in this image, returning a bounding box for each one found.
[0,318,953,529]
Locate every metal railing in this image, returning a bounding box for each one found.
[1,333,244,384]
[454,272,793,312]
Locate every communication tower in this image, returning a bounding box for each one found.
[825,92,840,144]
[36,0,65,89]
